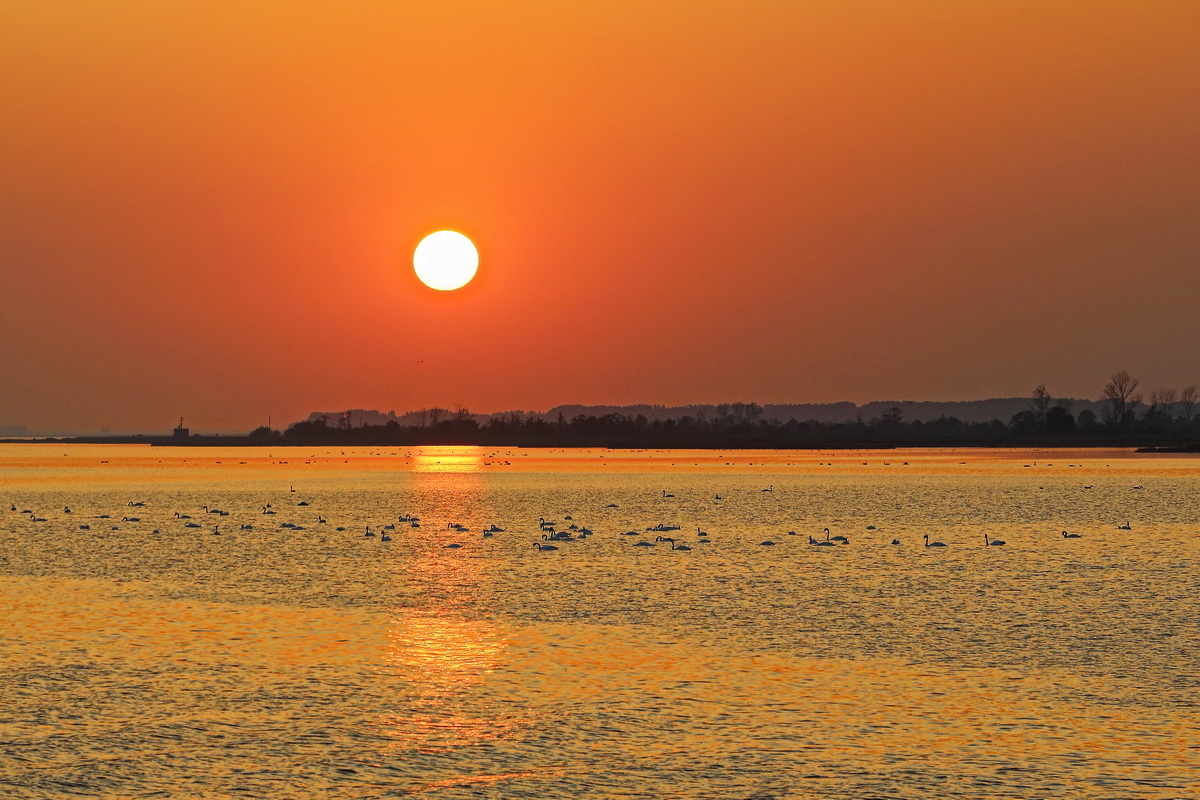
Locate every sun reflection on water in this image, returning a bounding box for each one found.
[412,447,486,474]
[374,611,519,754]
[373,457,521,754]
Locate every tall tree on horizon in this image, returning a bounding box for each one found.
[1179,386,1197,428]
[1102,371,1141,429]
[1031,384,1052,430]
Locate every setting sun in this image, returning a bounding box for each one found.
[413,231,478,291]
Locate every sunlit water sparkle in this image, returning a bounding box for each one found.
[1,445,1197,798]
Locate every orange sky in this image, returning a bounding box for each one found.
[2,2,1198,432]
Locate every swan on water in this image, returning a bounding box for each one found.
[533,542,558,551]
[924,534,947,547]
[823,527,848,544]
[984,534,1006,546]
[1062,530,1081,538]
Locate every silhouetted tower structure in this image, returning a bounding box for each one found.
[173,417,189,439]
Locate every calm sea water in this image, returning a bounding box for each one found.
[1,445,1197,799]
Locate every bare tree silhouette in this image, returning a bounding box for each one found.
[1102,371,1141,428]
[1180,386,1197,428]
[1031,384,1051,430]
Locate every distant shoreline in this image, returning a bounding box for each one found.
[3,434,1198,452]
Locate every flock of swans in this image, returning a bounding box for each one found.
[5,485,1113,554]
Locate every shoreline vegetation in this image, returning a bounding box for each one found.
[7,437,1198,453]
[6,376,1197,453]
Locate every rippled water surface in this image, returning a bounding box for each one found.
[2,445,1198,798]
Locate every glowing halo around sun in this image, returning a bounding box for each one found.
[413,231,478,291]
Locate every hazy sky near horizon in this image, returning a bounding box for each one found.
[3,2,1199,432]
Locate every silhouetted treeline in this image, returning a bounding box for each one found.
[271,381,1199,448]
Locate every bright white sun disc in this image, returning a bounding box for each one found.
[413,231,478,291]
